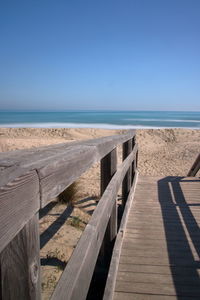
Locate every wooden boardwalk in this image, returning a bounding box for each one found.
[113,175,200,300]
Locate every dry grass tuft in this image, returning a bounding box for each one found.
[58,182,78,205]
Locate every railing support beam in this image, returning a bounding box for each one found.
[0,214,41,300]
[188,153,200,177]
[100,148,117,263]
[122,139,133,206]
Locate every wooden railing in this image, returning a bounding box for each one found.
[0,130,138,300]
[188,153,200,176]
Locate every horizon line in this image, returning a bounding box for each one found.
[1,109,200,113]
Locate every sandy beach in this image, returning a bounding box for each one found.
[0,127,199,176]
[0,127,199,298]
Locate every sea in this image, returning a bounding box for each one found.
[0,111,200,129]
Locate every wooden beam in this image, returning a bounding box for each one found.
[122,139,133,206]
[100,148,117,264]
[103,172,138,300]
[101,148,117,195]
[0,214,41,300]
[0,170,40,252]
[39,145,96,205]
[131,137,136,184]
[188,153,200,177]
[0,131,135,207]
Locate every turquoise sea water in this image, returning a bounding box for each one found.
[0,111,200,129]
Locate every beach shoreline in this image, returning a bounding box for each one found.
[1,110,200,130]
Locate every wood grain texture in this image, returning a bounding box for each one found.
[131,138,136,183]
[0,214,41,300]
[103,171,138,300]
[81,131,135,159]
[101,148,117,246]
[101,148,117,195]
[0,170,40,252]
[115,281,200,297]
[114,293,200,300]
[112,175,200,300]
[0,131,135,207]
[51,145,137,300]
[122,139,133,206]
[100,147,117,265]
[39,145,96,205]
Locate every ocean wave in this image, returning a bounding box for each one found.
[124,118,200,123]
[0,122,200,129]
[0,122,156,129]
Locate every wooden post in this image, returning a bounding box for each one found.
[122,139,132,207]
[187,153,200,176]
[0,214,41,300]
[100,148,117,263]
[136,147,138,169]
[131,137,136,184]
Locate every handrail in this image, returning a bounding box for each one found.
[187,153,200,176]
[103,171,138,300]
[51,145,138,300]
[0,130,135,205]
[0,130,137,300]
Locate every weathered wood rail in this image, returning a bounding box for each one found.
[0,130,137,300]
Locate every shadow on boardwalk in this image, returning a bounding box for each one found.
[158,177,200,299]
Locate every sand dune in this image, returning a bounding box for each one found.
[0,127,199,176]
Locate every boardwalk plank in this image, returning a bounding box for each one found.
[118,263,200,275]
[115,281,200,297]
[114,292,200,300]
[117,271,200,285]
[110,175,200,300]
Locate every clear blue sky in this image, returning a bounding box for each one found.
[0,0,200,111]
